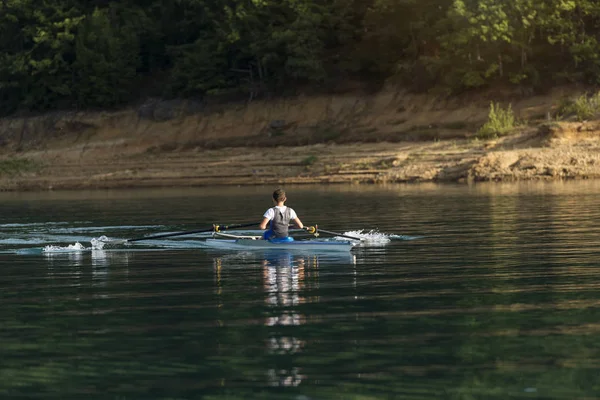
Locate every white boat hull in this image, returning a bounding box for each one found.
[205,238,354,252]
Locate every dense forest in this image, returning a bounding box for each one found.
[1,0,600,115]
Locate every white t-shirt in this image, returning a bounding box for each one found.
[263,206,297,221]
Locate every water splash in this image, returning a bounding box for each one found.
[42,236,107,253]
[341,230,423,243]
[341,230,392,246]
[43,242,87,253]
[90,235,127,247]
[90,237,108,250]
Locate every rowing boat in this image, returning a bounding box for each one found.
[204,238,355,252]
[204,238,354,252]
[99,223,362,252]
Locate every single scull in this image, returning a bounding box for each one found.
[204,232,355,252]
[100,223,361,252]
[204,238,354,252]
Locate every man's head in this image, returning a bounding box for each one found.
[272,188,286,203]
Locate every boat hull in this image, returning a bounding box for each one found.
[205,238,354,252]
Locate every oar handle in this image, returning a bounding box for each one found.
[126,222,257,242]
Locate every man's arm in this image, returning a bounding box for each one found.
[259,217,270,230]
[292,217,304,229]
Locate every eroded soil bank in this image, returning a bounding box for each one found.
[0,86,599,191]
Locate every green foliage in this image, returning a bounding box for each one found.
[0,158,40,176]
[301,155,318,166]
[166,36,232,97]
[73,8,140,107]
[0,1,85,111]
[556,92,600,121]
[0,0,600,113]
[477,102,515,139]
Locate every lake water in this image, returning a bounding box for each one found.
[1,182,600,399]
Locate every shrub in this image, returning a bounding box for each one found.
[477,102,515,139]
[301,155,318,166]
[0,158,39,176]
[556,92,600,121]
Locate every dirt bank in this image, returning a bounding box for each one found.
[0,86,599,191]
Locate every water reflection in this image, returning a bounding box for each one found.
[211,250,357,388]
[44,249,85,267]
[43,249,132,268]
[43,249,133,306]
[262,251,306,387]
[263,251,305,326]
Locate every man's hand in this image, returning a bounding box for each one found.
[304,226,317,234]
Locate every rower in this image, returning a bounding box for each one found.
[259,188,304,242]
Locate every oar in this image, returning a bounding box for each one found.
[309,226,363,241]
[111,222,257,244]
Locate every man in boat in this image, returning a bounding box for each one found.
[260,189,304,241]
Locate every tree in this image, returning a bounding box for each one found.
[0,0,85,112]
[72,7,140,108]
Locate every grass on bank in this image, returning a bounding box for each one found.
[556,92,600,121]
[301,155,318,166]
[477,102,516,139]
[0,158,40,176]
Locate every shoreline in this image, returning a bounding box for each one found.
[1,121,599,191]
[1,87,599,192]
